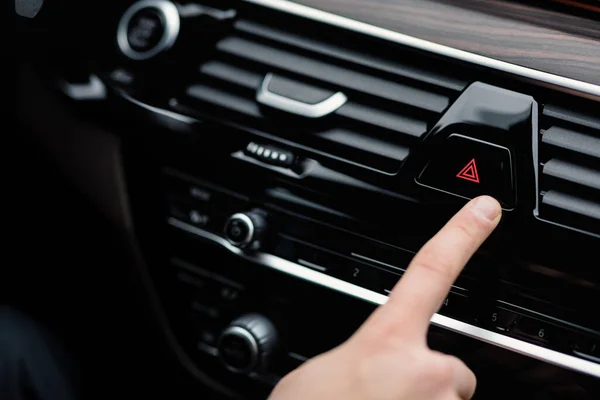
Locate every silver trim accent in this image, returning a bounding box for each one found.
[244,0,600,101]
[218,326,260,374]
[121,91,196,123]
[574,350,600,364]
[298,259,327,272]
[168,218,600,378]
[59,75,107,100]
[224,213,255,248]
[198,341,219,357]
[256,73,348,118]
[117,0,180,61]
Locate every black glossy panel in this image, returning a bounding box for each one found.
[409,82,534,212]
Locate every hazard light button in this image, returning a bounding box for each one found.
[416,134,515,208]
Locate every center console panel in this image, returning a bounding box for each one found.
[36,0,600,398]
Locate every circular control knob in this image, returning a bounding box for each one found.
[116,0,236,61]
[224,210,267,250]
[117,0,180,60]
[217,314,278,374]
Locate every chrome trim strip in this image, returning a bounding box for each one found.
[59,75,107,100]
[256,73,348,118]
[574,350,600,364]
[351,252,406,273]
[121,91,197,123]
[244,0,600,101]
[298,259,327,272]
[168,218,600,378]
[117,0,180,61]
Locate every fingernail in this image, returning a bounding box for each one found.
[471,196,501,222]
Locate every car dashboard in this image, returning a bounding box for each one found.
[14,0,600,398]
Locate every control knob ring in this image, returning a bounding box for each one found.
[117,0,180,60]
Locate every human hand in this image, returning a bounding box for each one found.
[269,196,502,400]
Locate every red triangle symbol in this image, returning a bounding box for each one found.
[456,158,480,183]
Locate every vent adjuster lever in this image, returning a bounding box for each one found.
[256,73,347,118]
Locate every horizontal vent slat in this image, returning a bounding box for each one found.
[216,37,450,114]
[186,84,261,117]
[200,61,262,89]
[543,159,600,192]
[542,126,600,160]
[234,19,467,93]
[317,129,410,163]
[542,191,600,222]
[337,103,427,138]
[543,105,600,131]
[539,104,600,235]
[199,62,428,139]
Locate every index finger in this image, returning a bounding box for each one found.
[375,196,501,339]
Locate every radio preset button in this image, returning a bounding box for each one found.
[490,308,519,332]
[439,291,472,321]
[512,316,555,345]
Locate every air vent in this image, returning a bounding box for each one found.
[539,105,600,235]
[172,14,468,174]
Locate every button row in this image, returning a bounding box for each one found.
[483,306,557,345]
[277,236,600,360]
[275,236,402,296]
[245,142,295,167]
[274,235,480,323]
[172,256,310,382]
[482,304,600,363]
[438,291,473,322]
[172,258,248,362]
[163,170,249,232]
[172,257,245,309]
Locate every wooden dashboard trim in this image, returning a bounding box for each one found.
[246,0,600,93]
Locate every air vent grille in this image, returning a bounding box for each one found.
[173,15,468,174]
[539,105,600,235]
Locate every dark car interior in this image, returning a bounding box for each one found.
[11,0,600,398]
